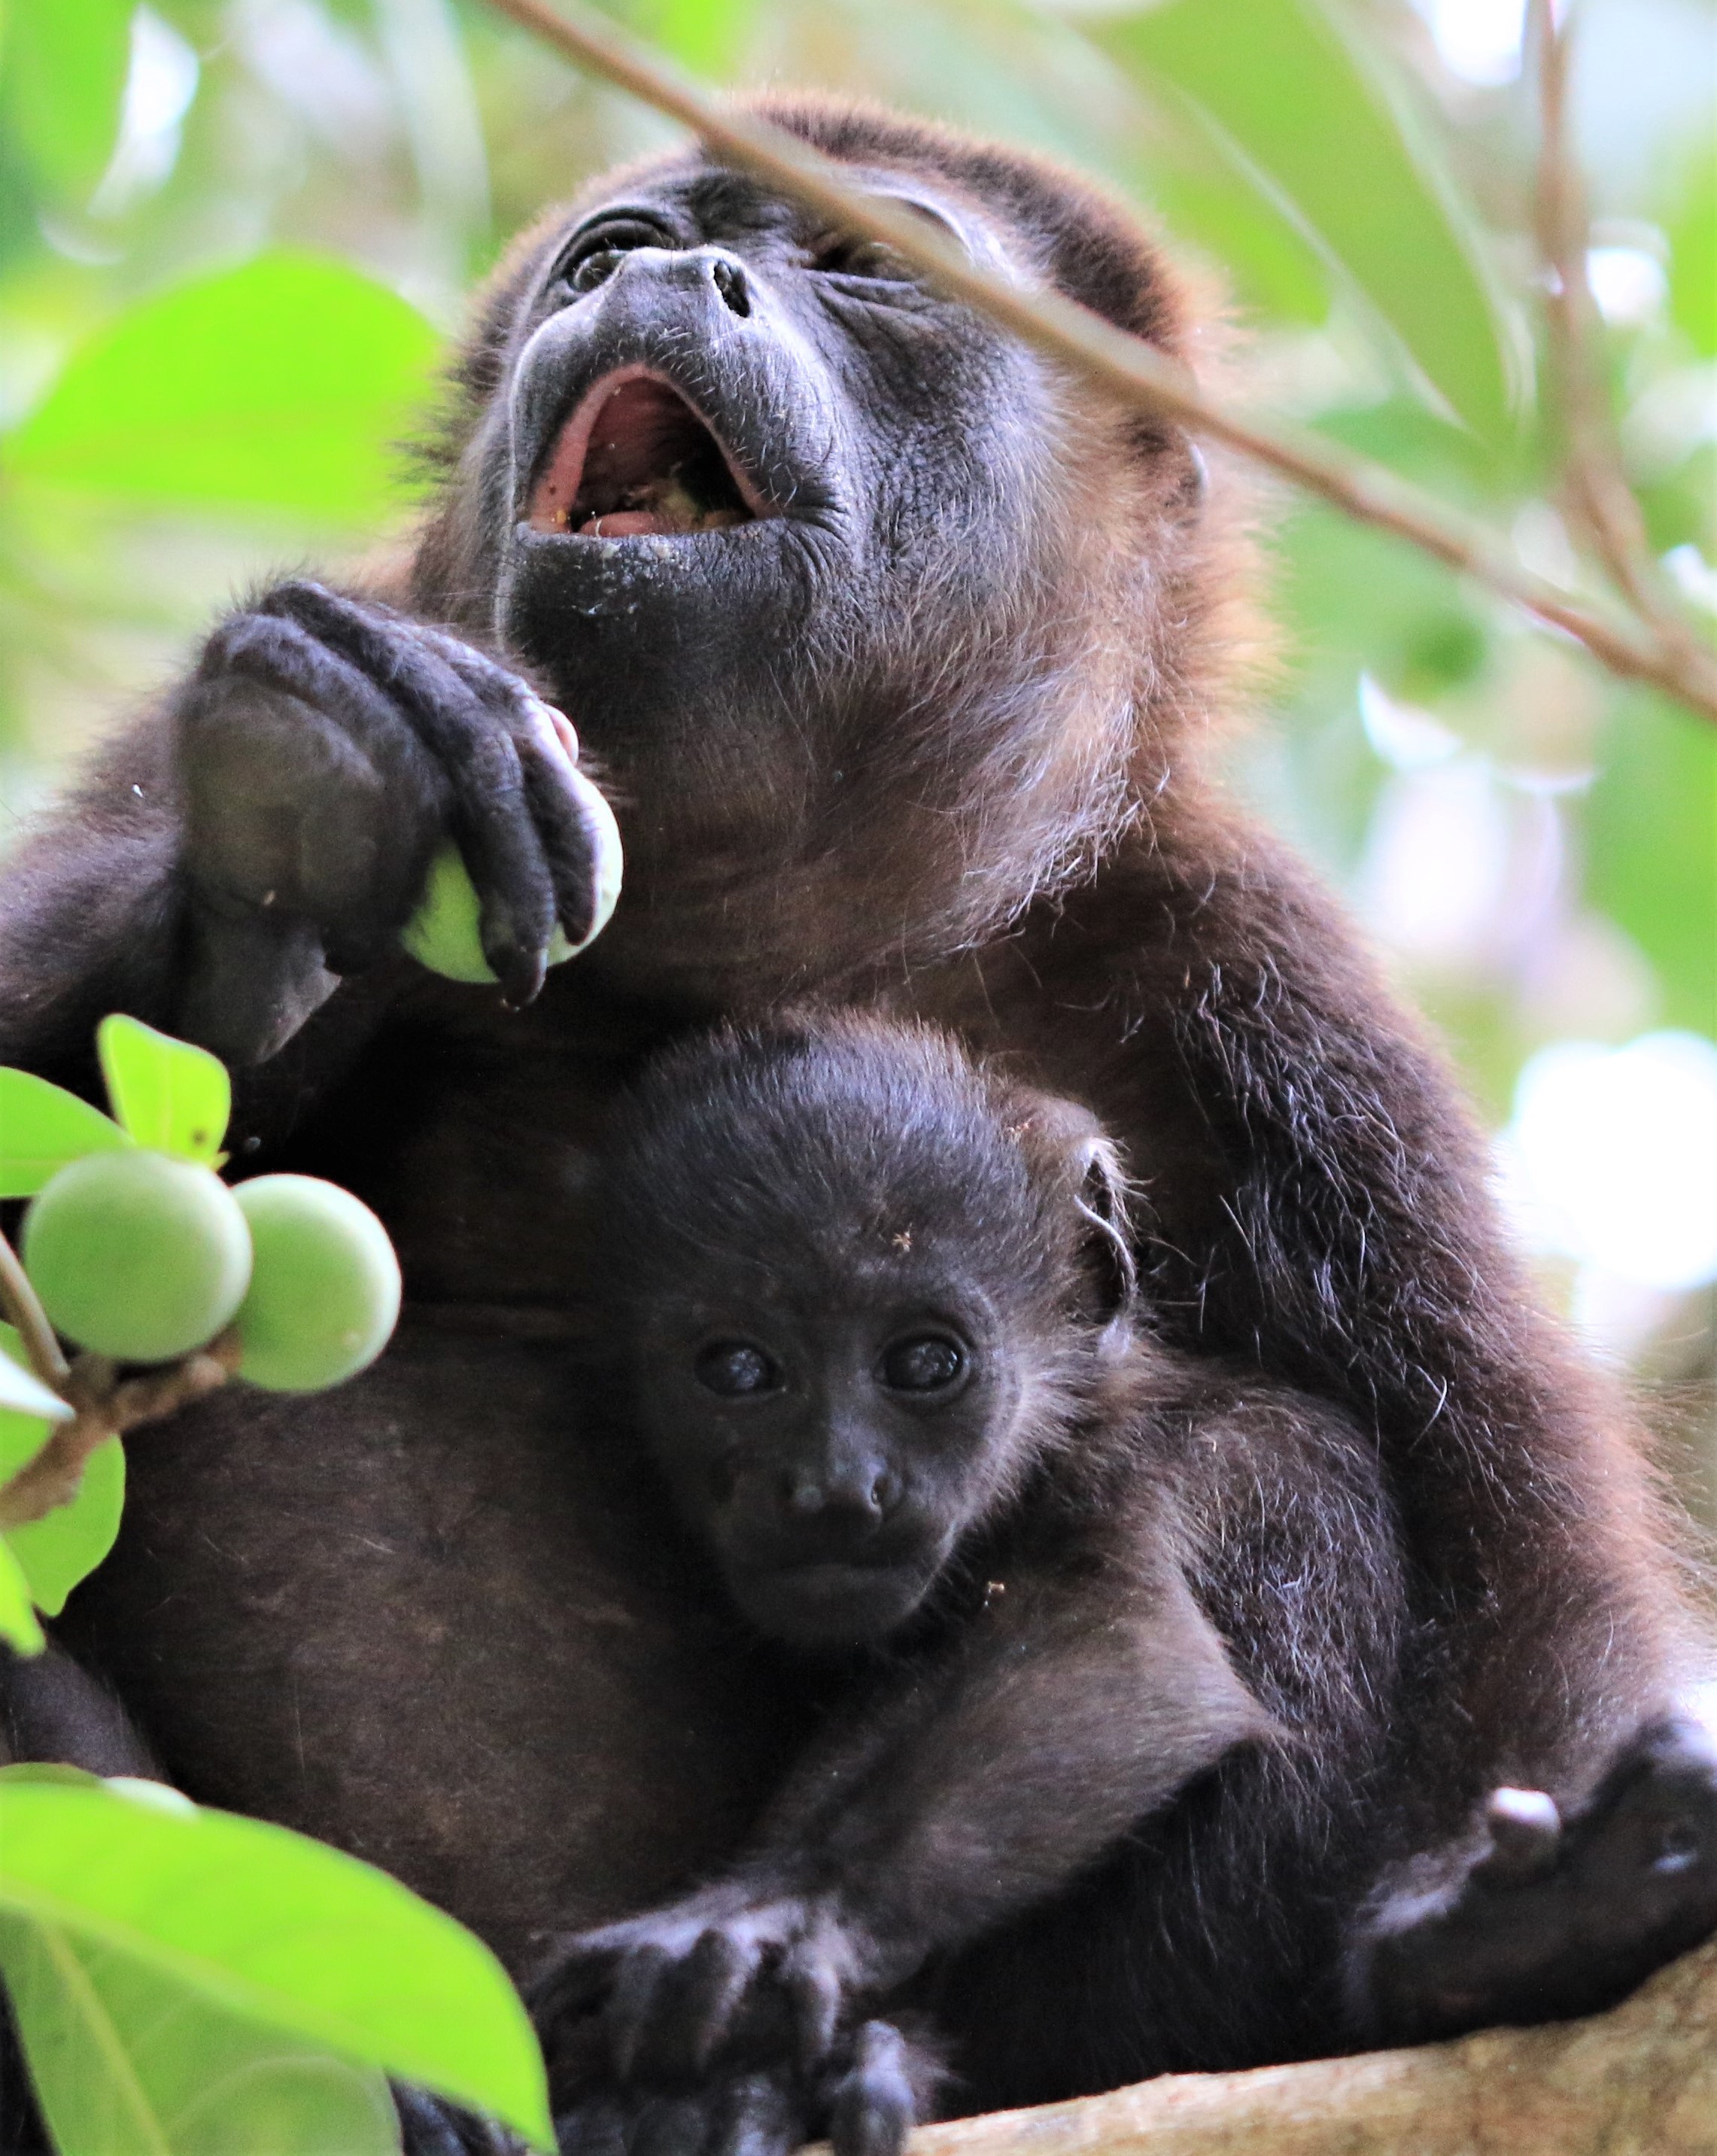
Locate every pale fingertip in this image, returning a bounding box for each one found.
[527,697,580,769]
[555,772,625,959]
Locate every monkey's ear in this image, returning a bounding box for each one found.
[1072,1130,1137,1328]
[1010,1093,1138,1327]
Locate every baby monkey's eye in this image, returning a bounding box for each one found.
[696,1340,782,1397]
[880,1334,966,1394]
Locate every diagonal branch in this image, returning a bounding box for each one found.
[1530,0,1696,648]
[476,0,1717,725]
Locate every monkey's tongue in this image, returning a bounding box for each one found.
[530,375,753,537]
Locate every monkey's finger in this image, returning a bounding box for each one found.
[554,2093,630,2156]
[707,2072,803,2156]
[825,2024,916,2156]
[519,744,619,953]
[780,1941,843,2067]
[1474,1787,1562,1886]
[628,2095,709,2156]
[676,1926,763,2075]
[606,1945,676,2081]
[394,2085,524,2156]
[418,634,613,952]
[265,583,557,1004]
[526,1939,624,2033]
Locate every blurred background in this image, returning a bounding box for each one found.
[0,0,1712,1506]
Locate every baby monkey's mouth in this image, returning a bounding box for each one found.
[527,369,761,538]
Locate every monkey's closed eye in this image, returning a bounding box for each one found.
[880,1334,967,1394]
[696,1340,783,1397]
[811,235,916,281]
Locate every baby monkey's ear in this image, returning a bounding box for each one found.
[1009,1092,1138,1332]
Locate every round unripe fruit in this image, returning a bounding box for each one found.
[232,1175,402,1393]
[23,1151,253,1364]
[401,773,624,984]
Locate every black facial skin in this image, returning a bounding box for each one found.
[655,1300,988,1648]
[598,1018,1088,1652]
[0,90,1713,2156]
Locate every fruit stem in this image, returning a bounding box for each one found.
[0,1228,71,1391]
[0,1328,242,1531]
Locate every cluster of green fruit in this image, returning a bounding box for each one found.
[2,1015,400,1395]
[23,1157,399,1391]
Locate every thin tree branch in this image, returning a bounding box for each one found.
[1530,0,1694,648]
[0,1331,241,1530]
[0,1230,70,1392]
[476,0,1717,725]
[0,1224,240,1530]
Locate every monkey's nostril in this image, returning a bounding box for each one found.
[870,1470,902,1516]
[711,257,751,318]
[783,1475,825,1516]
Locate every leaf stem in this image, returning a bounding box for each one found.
[475,0,1717,725]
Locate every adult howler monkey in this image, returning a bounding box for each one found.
[2,95,1715,2156]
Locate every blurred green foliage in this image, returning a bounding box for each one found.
[0,1768,554,2151]
[0,0,1711,1338]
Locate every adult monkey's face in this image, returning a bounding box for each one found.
[421,105,1210,993]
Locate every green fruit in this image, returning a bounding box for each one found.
[23,1151,253,1364]
[401,774,624,984]
[232,1175,402,1392]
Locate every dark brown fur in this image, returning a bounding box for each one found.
[1,93,1712,2156]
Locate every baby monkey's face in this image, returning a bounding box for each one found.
[633,1254,1030,1649]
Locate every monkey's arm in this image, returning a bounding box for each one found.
[0,582,610,1078]
[532,1533,1273,2083]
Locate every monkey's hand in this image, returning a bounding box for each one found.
[172,579,611,1063]
[1353,1711,1717,2043]
[530,1882,876,2085]
[545,2015,934,2156]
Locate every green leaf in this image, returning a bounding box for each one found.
[3,1438,124,1619]
[641,0,756,77]
[1584,690,1717,1038]
[98,1015,231,1165]
[0,1327,65,1471]
[1096,0,1517,439]
[0,1347,72,1424]
[0,1068,132,1197]
[7,253,442,523]
[0,0,132,205]
[0,1319,111,1617]
[0,1908,402,2156]
[0,1539,44,1655]
[1667,147,1717,357]
[0,1776,555,2150]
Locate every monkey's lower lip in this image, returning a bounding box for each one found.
[527,368,766,538]
[737,1558,929,1643]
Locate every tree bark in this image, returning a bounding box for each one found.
[913,1939,1717,2156]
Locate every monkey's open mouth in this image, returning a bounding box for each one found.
[527,369,762,539]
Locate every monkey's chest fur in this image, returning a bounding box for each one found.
[61,1320,819,1975]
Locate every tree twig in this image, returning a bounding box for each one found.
[1530,0,1694,649]
[0,1330,241,1530]
[476,0,1717,725]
